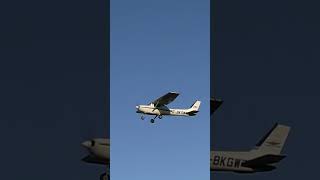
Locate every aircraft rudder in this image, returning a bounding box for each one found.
[255,123,291,155]
[190,100,201,111]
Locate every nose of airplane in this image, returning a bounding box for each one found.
[136,105,139,109]
[81,140,92,148]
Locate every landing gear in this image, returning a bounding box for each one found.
[141,116,145,120]
[159,115,163,119]
[150,115,158,123]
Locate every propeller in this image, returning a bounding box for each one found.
[81,139,95,148]
[135,101,142,112]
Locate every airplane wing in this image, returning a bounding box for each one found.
[82,155,109,165]
[150,92,179,107]
[241,154,286,168]
[210,98,223,114]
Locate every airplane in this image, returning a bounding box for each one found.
[136,92,201,123]
[81,138,110,180]
[210,98,291,173]
[80,99,290,179]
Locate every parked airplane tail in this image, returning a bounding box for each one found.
[241,124,291,171]
[242,154,286,170]
[254,123,291,155]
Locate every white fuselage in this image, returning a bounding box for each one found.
[210,149,275,173]
[211,151,254,173]
[136,105,196,116]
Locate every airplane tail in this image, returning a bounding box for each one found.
[254,123,291,155]
[190,100,201,111]
[186,100,201,116]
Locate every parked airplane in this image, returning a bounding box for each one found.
[210,98,291,173]
[81,138,110,180]
[136,92,201,123]
[211,123,290,173]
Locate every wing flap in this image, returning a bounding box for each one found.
[242,154,286,168]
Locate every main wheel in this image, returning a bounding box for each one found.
[150,119,155,123]
[159,115,163,119]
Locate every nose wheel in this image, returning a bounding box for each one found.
[141,116,145,120]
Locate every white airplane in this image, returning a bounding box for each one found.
[81,138,110,180]
[136,92,201,123]
[210,98,291,173]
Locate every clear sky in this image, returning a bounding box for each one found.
[111,0,210,180]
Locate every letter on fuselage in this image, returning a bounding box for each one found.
[212,155,244,169]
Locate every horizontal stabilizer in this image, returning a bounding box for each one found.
[234,165,276,173]
[242,154,286,168]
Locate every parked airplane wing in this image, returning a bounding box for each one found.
[242,154,286,168]
[82,155,108,165]
[210,98,223,115]
[150,92,179,107]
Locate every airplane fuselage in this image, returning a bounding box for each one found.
[211,151,254,173]
[136,105,197,116]
[211,150,277,173]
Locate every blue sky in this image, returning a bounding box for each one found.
[111,0,210,179]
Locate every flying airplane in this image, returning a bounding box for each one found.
[136,92,201,123]
[210,98,291,173]
[81,138,110,180]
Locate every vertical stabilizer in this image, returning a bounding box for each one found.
[190,100,201,111]
[255,123,291,155]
